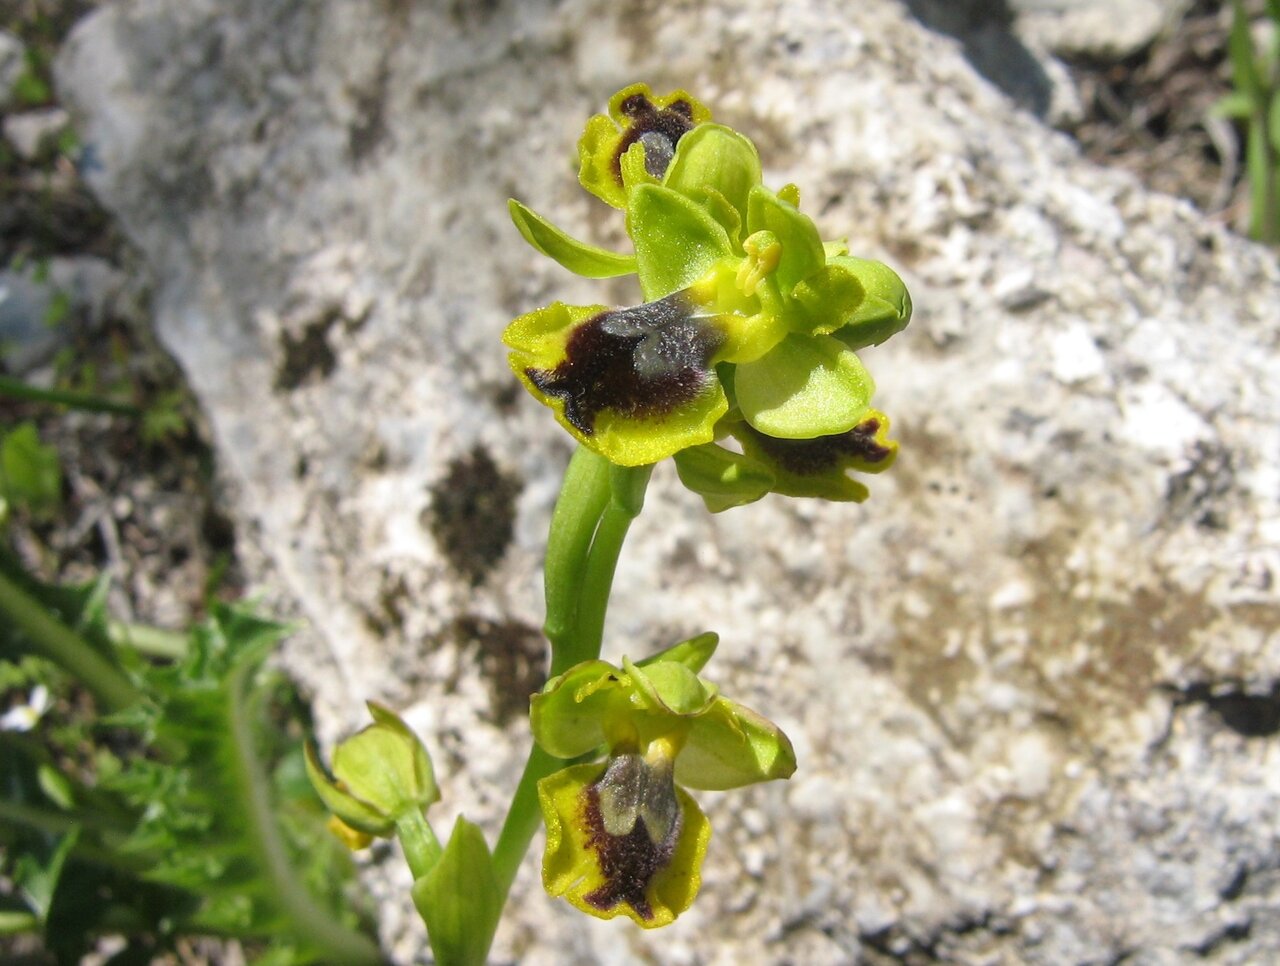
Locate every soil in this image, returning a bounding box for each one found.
[1061,0,1246,227]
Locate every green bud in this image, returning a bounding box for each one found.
[305,702,439,838]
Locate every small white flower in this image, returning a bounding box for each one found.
[1,684,51,732]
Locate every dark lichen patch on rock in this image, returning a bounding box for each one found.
[274,308,340,390]
[1171,681,1280,739]
[425,445,521,585]
[449,614,544,724]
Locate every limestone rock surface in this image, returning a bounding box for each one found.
[57,1,1280,963]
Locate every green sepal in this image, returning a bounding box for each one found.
[629,184,735,301]
[636,631,720,674]
[790,263,866,336]
[824,256,913,349]
[735,333,875,439]
[663,124,762,235]
[305,743,393,837]
[508,199,637,278]
[676,697,797,791]
[746,185,825,296]
[673,443,775,512]
[412,817,501,966]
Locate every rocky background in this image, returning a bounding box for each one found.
[4,0,1279,962]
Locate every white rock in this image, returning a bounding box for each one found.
[0,30,24,111]
[3,107,69,161]
[1011,0,1192,59]
[56,0,1280,963]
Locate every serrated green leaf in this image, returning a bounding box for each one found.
[413,817,501,966]
[0,422,61,518]
[508,199,637,278]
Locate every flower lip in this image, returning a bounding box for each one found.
[524,291,725,437]
[582,747,683,920]
[613,92,697,182]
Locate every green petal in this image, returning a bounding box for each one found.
[636,632,720,674]
[629,183,735,301]
[746,185,825,296]
[508,199,637,278]
[735,333,875,439]
[676,697,797,791]
[673,442,775,512]
[662,123,761,236]
[625,657,718,717]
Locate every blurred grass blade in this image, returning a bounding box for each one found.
[0,376,140,417]
[1228,0,1263,102]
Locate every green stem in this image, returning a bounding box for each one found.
[541,446,612,656]
[396,809,443,881]
[0,570,142,712]
[107,620,189,660]
[0,375,140,416]
[489,448,652,900]
[225,652,383,964]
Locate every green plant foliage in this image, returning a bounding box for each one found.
[0,421,62,520]
[0,555,379,964]
[1214,0,1280,242]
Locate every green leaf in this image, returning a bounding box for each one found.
[0,422,61,518]
[508,199,637,278]
[673,443,775,512]
[1211,90,1257,120]
[1270,93,1280,153]
[1247,122,1273,240]
[734,334,875,439]
[628,183,734,301]
[14,828,77,921]
[1228,0,1263,102]
[746,185,826,296]
[412,818,501,966]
